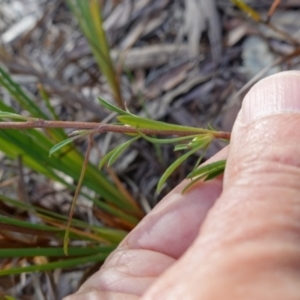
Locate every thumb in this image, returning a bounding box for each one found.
[143,71,300,299]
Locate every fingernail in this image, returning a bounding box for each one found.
[241,71,300,124]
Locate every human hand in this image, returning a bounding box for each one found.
[65,71,300,299]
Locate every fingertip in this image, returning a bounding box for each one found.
[240,71,300,125]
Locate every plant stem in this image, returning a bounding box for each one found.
[0,120,231,140]
[64,134,94,255]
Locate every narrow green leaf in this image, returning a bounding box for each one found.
[174,144,189,151]
[182,160,226,193]
[207,123,216,131]
[98,97,130,116]
[98,147,118,170]
[49,136,81,157]
[182,177,203,194]
[118,115,209,133]
[187,160,226,179]
[189,135,213,148]
[191,142,210,171]
[0,111,29,120]
[157,147,200,193]
[138,131,200,145]
[204,167,225,181]
[108,136,140,167]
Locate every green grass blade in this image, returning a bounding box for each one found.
[0,104,136,213]
[37,83,59,120]
[0,215,61,232]
[0,252,111,276]
[0,66,48,118]
[0,194,127,243]
[0,246,115,258]
[68,0,123,107]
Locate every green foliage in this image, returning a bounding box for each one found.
[0,67,141,277]
[108,135,140,167]
[156,135,214,193]
[182,160,226,193]
[68,1,124,108]
[0,5,229,278]
[95,99,224,193]
[49,135,82,157]
[118,115,209,133]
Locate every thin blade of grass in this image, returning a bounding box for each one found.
[0,246,115,258]
[0,252,110,276]
[68,0,123,107]
[0,66,48,118]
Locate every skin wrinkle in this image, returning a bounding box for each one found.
[122,179,222,259]
[228,160,300,189]
[143,74,300,299]
[97,267,153,296]
[70,288,140,300]
[195,180,300,255]
[85,249,174,281]
[73,155,225,298]
[78,249,175,297]
[226,116,300,188]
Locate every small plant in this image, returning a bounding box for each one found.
[1,0,293,288]
[0,94,230,254]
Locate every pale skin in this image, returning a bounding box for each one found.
[65,71,300,299]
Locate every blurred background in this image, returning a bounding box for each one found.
[0,0,299,298]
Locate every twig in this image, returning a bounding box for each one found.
[267,0,281,23]
[0,120,231,140]
[64,134,94,255]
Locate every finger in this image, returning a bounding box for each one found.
[143,71,300,299]
[121,146,228,259]
[63,288,139,300]
[67,148,228,299]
